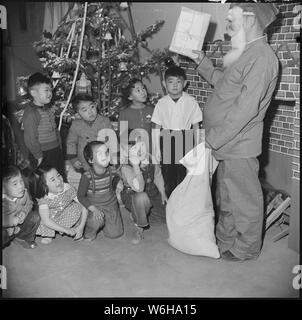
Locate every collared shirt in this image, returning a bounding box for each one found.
[196,37,279,160]
[151,92,203,130]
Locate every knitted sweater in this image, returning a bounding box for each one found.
[66,115,112,170]
[22,102,60,159]
[2,189,33,228]
[77,166,117,208]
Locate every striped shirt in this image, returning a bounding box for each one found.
[23,102,60,159]
[37,107,58,147]
[77,166,118,208]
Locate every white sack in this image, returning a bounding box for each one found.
[166,142,220,258]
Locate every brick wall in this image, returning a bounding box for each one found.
[180,2,300,181]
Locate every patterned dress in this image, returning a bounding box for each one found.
[36,183,82,238]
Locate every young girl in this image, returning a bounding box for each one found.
[77,141,123,241]
[119,78,154,149]
[119,139,167,244]
[30,166,88,244]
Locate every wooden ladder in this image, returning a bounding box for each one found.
[265,193,291,242]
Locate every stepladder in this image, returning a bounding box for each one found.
[265,192,291,242]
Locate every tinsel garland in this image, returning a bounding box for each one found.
[16,2,172,123]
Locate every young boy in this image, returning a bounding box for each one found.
[66,94,113,172]
[151,66,203,197]
[2,165,40,249]
[23,72,65,179]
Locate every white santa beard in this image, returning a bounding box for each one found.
[223,27,246,68]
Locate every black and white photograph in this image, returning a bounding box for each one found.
[0,1,300,303]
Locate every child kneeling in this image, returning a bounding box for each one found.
[2,165,40,249]
[29,166,88,244]
[119,140,167,244]
[77,141,124,241]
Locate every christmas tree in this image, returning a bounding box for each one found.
[16,2,171,129]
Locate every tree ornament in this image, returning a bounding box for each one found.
[104,32,113,40]
[76,73,92,95]
[52,71,61,88]
[18,86,27,96]
[164,57,175,67]
[52,71,61,79]
[120,3,128,9]
[82,35,90,60]
[118,61,127,71]
[23,3,169,124]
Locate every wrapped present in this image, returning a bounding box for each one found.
[170,7,211,60]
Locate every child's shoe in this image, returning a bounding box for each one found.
[83,235,97,243]
[13,238,38,249]
[131,226,144,245]
[41,237,53,244]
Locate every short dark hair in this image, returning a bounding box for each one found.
[72,94,94,112]
[83,141,106,166]
[27,166,59,199]
[27,72,52,93]
[2,165,21,184]
[121,78,146,106]
[164,66,187,81]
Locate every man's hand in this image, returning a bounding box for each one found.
[190,50,205,65]
[205,139,211,149]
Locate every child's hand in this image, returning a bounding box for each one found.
[37,157,43,166]
[16,211,26,224]
[129,144,141,166]
[73,160,83,170]
[91,208,105,221]
[116,180,124,193]
[65,228,76,236]
[14,226,21,234]
[10,216,21,226]
[161,192,168,205]
[73,226,84,240]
